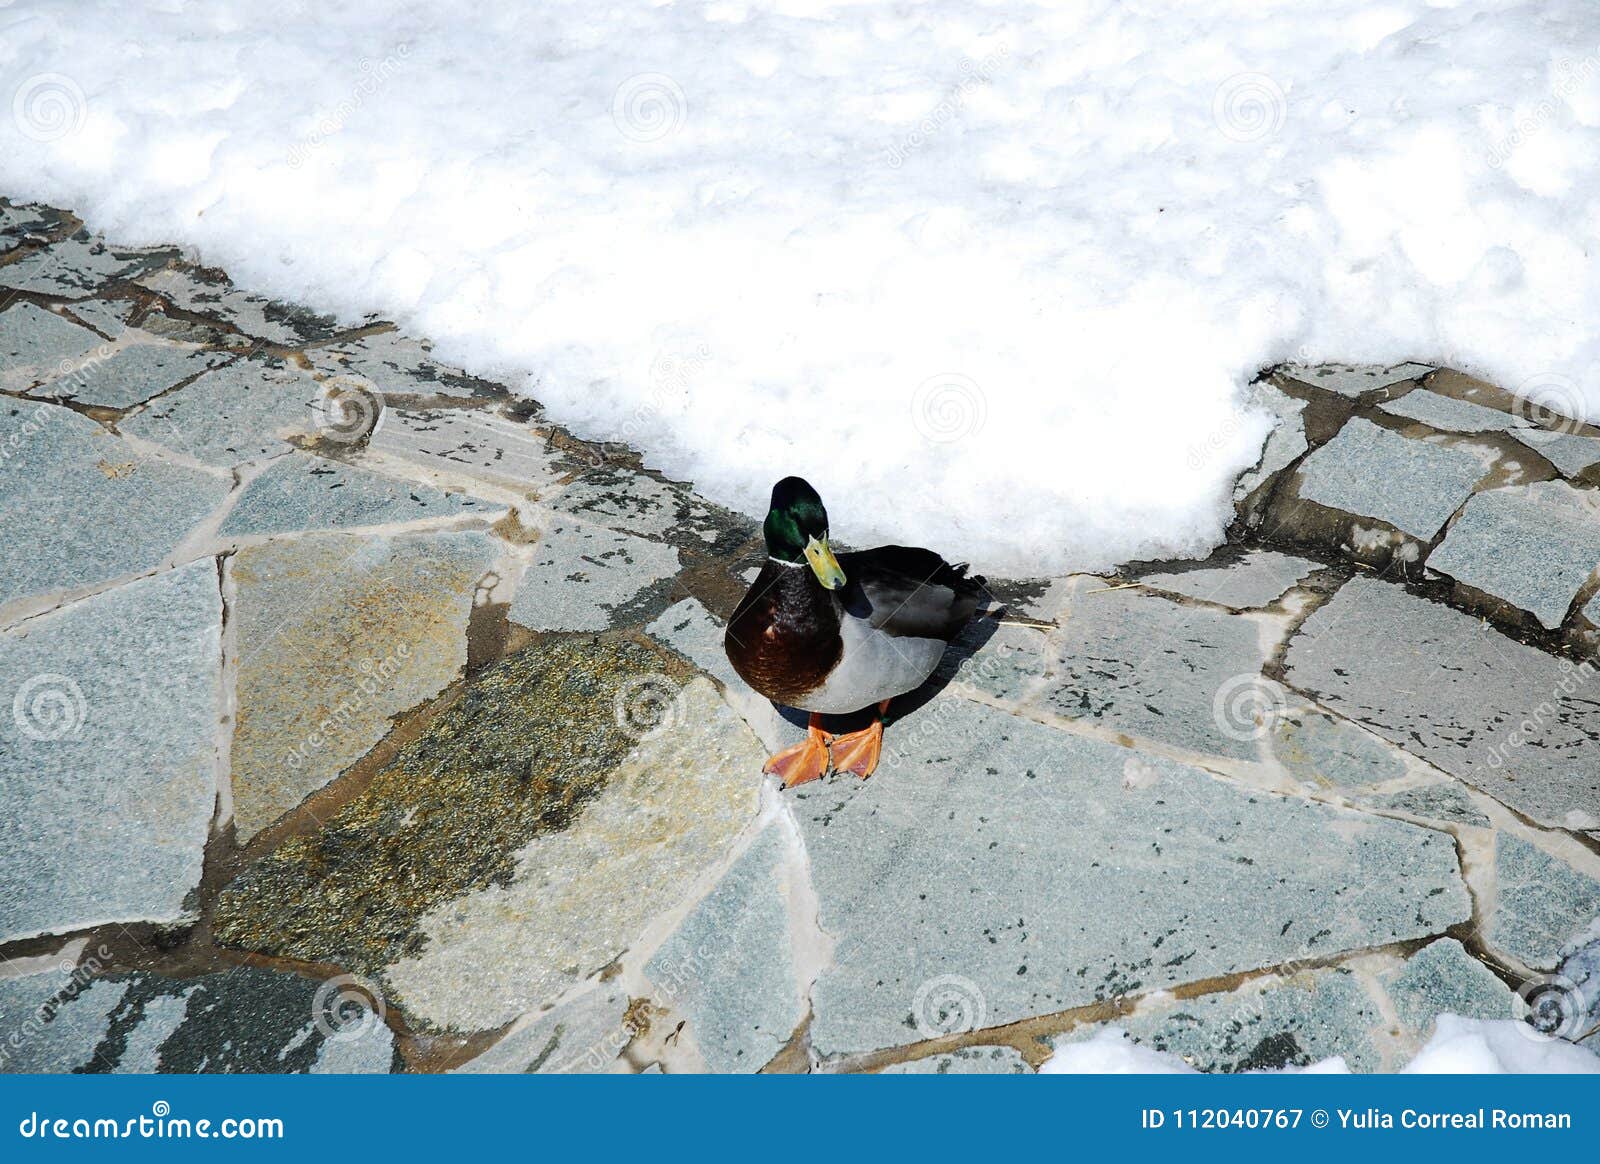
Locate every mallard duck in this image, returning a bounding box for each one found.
[724,476,985,787]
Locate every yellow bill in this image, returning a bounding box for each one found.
[804,535,846,590]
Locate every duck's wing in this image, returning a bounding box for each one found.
[837,545,986,641]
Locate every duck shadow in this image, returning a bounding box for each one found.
[769,613,1001,735]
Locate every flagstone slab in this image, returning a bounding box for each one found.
[1380,939,1516,1033]
[1138,551,1319,610]
[228,531,499,839]
[1378,389,1527,434]
[137,266,342,346]
[548,465,755,551]
[1030,580,1276,760]
[0,968,128,1072]
[646,824,804,1073]
[1235,381,1308,504]
[367,407,565,495]
[1292,419,1488,540]
[0,303,105,390]
[218,453,499,538]
[452,987,634,1074]
[1284,577,1600,830]
[0,401,230,608]
[0,964,392,1073]
[307,331,499,400]
[28,342,232,409]
[0,234,168,296]
[1267,709,1408,789]
[0,561,221,943]
[1488,836,1600,971]
[879,1046,1031,1074]
[1281,362,1434,398]
[1426,481,1600,629]
[508,519,680,632]
[1063,967,1385,1072]
[792,696,1469,1058]
[1513,429,1600,477]
[1359,781,1491,828]
[214,638,764,1034]
[120,360,325,468]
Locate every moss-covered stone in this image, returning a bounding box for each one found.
[213,634,681,974]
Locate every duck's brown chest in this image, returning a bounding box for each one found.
[723,564,841,706]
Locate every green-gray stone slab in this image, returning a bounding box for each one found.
[792,696,1469,1058]
[0,560,221,943]
[228,531,499,839]
[1235,382,1308,502]
[508,519,679,632]
[1427,481,1600,629]
[1065,968,1383,1072]
[1035,584,1275,760]
[1281,362,1433,398]
[1488,835,1600,970]
[646,825,803,1073]
[1379,390,1527,434]
[368,407,564,493]
[1267,709,1408,789]
[219,454,498,538]
[1,965,392,1073]
[1361,782,1491,828]
[0,402,230,608]
[548,466,755,551]
[452,987,632,1074]
[136,266,341,346]
[879,1046,1031,1074]
[1284,577,1600,831]
[1139,551,1319,609]
[0,969,128,1072]
[308,332,498,399]
[0,303,104,389]
[0,234,166,296]
[28,343,232,409]
[120,360,324,468]
[1513,429,1600,477]
[1293,418,1487,539]
[1382,939,1516,1033]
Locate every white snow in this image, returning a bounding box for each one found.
[6,1,1600,570]
[1040,1018,1600,1074]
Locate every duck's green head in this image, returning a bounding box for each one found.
[764,476,846,590]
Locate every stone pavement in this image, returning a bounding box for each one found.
[1,198,1598,1074]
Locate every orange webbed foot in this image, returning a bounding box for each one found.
[829,700,888,779]
[764,713,832,788]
